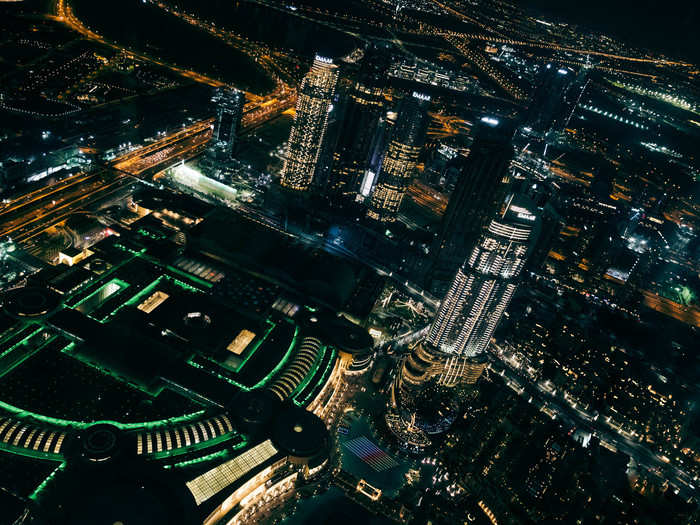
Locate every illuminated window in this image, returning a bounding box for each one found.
[226,330,256,355]
[137,291,169,313]
[186,440,278,505]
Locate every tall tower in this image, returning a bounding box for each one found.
[524,63,582,137]
[328,43,391,199]
[281,56,339,192]
[211,88,245,159]
[398,194,536,397]
[366,92,430,222]
[429,117,515,292]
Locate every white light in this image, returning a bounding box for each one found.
[557,68,568,75]
[314,55,333,64]
[480,116,499,126]
[412,91,431,101]
[360,170,376,197]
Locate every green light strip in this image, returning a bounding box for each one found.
[89,409,208,431]
[290,344,327,400]
[250,325,299,390]
[0,327,44,361]
[166,449,229,469]
[0,334,60,379]
[295,347,337,407]
[0,399,87,429]
[137,228,167,241]
[29,462,65,500]
[0,395,207,431]
[164,437,249,468]
[105,275,165,320]
[166,264,213,289]
[0,321,30,345]
[187,359,251,391]
[61,341,77,355]
[62,244,142,306]
[229,320,275,373]
[72,278,130,311]
[113,243,147,257]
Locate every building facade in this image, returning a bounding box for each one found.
[329,44,391,199]
[400,194,536,394]
[212,88,246,159]
[281,56,339,192]
[429,117,515,292]
[366,92,430,222]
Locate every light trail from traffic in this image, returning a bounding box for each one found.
[52,0,234,88]
[52,0,297,129]
[0,120,221,246]
[431,0,693,67]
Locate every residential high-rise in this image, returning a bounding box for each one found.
[428,117,515,291]
[366,92,430,222]
[328,43,391,199]
[211,88,245,159]
[281,56,339,192]
[398,194,536,397]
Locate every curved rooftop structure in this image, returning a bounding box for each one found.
[0,230,371,524]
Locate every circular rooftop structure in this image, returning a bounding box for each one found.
[271,406,329,460]
[65,423,129,465]
[229,390,282,435]
[3,286,62,318]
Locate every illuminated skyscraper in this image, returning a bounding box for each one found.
[367,92,430,222]
[524,63,586,137]
[328,43,390,199]
[399,194,536,395]
[429,117,514,292]
[281,56,339,192]
[211,88,245,159]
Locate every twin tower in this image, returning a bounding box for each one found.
[280,52,430,223]
[279,51,539,448]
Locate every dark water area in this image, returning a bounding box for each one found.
[71,0,275,94]
[172,0,360,60]
[282,487,393,525]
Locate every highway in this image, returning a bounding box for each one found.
[0,119,219,246]
[0,171,132,244]
[428,113,471,140]
[147,0,297,93]
[406,181,448,217]
[143,1,298,126]
[641,290,700,328]
[112,121,213,177]
[0,95,304,250]
[444,34,527,100]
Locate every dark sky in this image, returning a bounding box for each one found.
[523,0,700,64]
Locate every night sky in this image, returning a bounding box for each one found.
[525,0,700,63]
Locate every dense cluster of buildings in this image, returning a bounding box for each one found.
[1,0,699,524]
